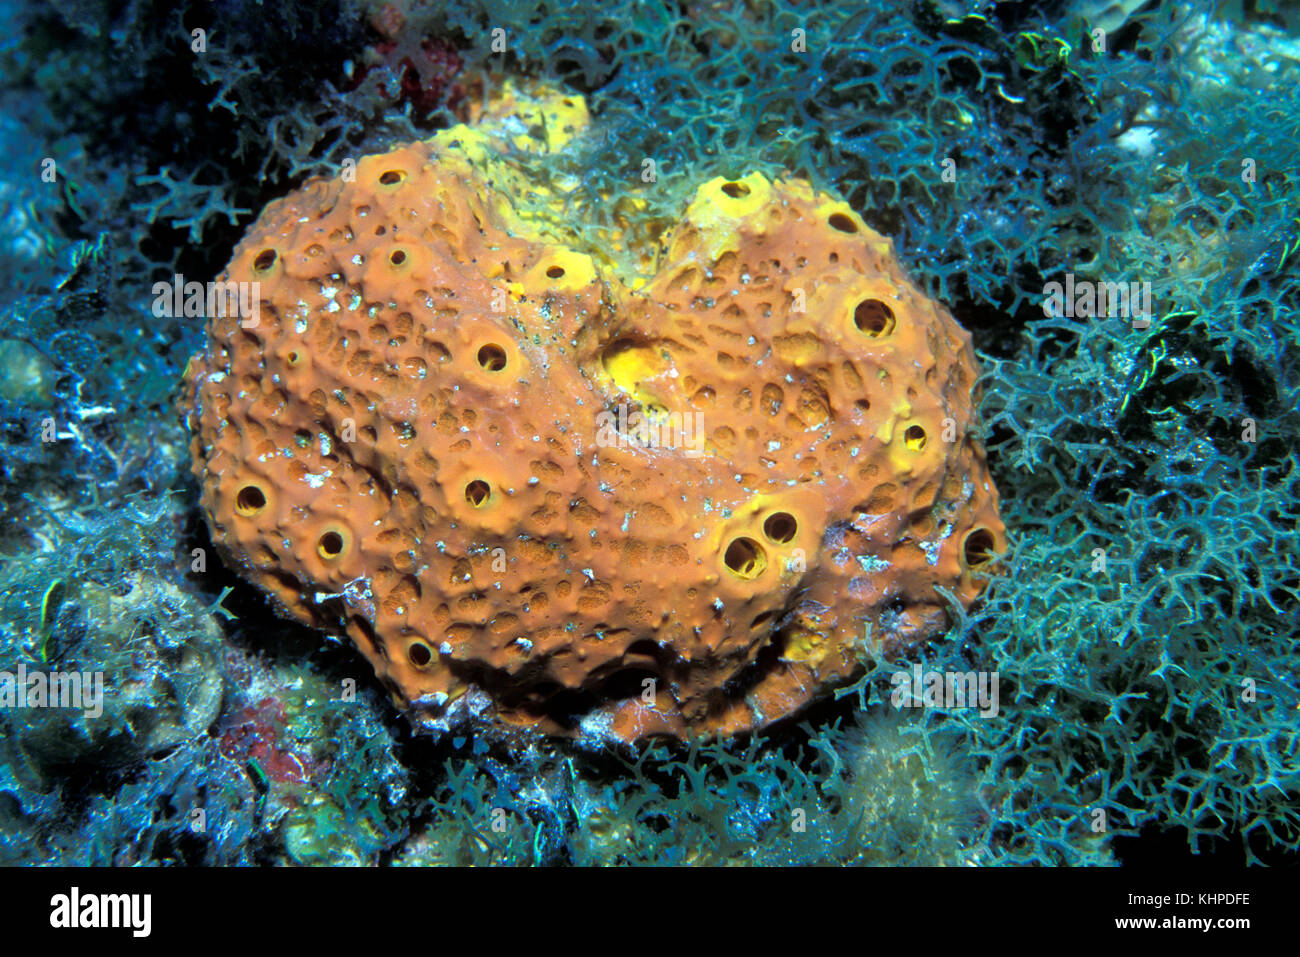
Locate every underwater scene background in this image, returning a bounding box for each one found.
[0,0,1296,867]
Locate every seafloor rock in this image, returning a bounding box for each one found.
[0,338,55,405]
[0,575,223,781]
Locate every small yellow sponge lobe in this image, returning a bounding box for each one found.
[183,88,1005,744]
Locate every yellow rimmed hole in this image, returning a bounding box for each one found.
[465,479,492,508]
[287,350,303,368]
[235,484,267,516]
[763,511,798,544]
[828,212,858,233]
[854,298,896,337]
[477,343,508,372]
[904,425,928,452]
[721,181,751,199]
[318,530,346,561]
[530,248,596,288]
[378,169,407,187]
[389,248,408,267]
[408,639,434,668]
[724,537,768,581]
[252,249,277,273]
[963,527,996,570]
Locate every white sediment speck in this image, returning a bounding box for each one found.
[856,554,891,572]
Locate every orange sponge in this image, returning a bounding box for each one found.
[184,117,1004,744]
